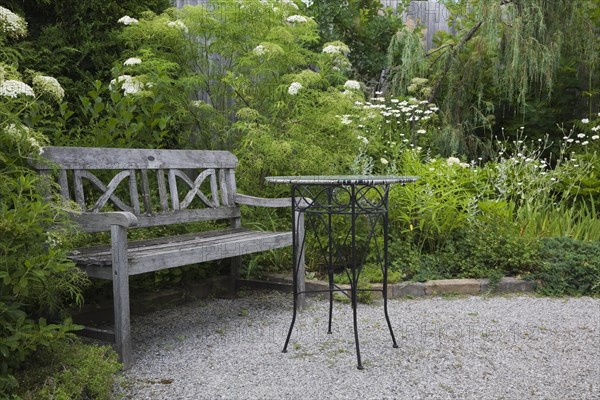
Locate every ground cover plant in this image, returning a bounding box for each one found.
[1,0,600,398]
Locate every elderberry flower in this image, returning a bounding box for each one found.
[286,15,308,23]
[581,118,590,124]
[0,6,27,38]
[322,42,350,55]
[0,79,35,98]
[110,75,144,95]
[343,80,361,91]
[27,136,42,154]
[32,75,64,102]
[118,15,138,25]
[288,82,302,95]
[123,57,142,66]
[253,45,267,56]
[166,20,188,33]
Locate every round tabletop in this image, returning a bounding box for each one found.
[265,175,418,185]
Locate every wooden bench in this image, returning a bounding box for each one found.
[37,146,305,368]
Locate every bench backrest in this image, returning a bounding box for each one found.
[37,146,241,232]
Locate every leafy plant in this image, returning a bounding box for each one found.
[536,237,600,296]
[14,339,120,400]
[308,0,408,82]
[1,10,89,393]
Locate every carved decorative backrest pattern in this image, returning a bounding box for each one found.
[37,147,240,231]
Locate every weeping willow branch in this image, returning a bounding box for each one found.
[428,21,483,103]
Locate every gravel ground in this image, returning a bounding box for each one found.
[113,291,600,400]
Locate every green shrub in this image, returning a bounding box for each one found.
[1,9,89,393]
[15,339,120,400]
[536,237,600,296]
[6,0,171,101]
[308,0,406,81]
[390,199,542,282]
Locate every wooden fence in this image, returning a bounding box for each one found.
[172,0,454,51]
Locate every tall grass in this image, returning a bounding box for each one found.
[516,199,600,241]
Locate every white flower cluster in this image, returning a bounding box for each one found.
[118,15,139,25]
[0,79,35,98]
[110,75,144,95]
[32,75,64,102]
[253,45,267,56]
[322,43,350,55]
[339,115,352,125]
[0,6,27,38]
[301,0,314,6]
[582,117,600,136]
[354,96,438,129]
[46,231,62,248]
[343,80,361,91]
[446,157,469,168]
[123,57,142,66]
[5,123,44,155]
[567,130,600,146]
[286,15,308,23]
[357,135,369,145]
[5,123,27,140]
[288,81,302,95]
[166,20,188,33]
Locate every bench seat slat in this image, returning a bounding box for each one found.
[71,228,292,279]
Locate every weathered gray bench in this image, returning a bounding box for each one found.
[37,146,305,368]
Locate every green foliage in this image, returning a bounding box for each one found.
[390,150,479,253]
[1,11,89,393]
[391,210,541,283]
[536,237,600,296]
[0,121,88,394]
[15,339,120,400]
[386,0,599,158]
[308,0,408,82]
[335,263,402,285]
[5,0,171,100]
[58,79,188,148]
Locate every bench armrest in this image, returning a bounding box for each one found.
[72,211,138,232]
[234,194,291,208]
[234,194,313,208]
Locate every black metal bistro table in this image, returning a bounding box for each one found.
[265,175,418,369]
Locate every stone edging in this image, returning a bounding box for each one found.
[246,274,536,299]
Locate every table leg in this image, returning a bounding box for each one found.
[382,209,399,348]
[352,284,364,370]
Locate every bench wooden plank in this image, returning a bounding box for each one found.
[36,146,239,170]
[71,229,292,277]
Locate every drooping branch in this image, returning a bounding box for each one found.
[428,20,483,103]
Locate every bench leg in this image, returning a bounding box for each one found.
[230,255,241,296]
[111,224,131,369]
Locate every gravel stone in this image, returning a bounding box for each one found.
[113,291,600,399]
